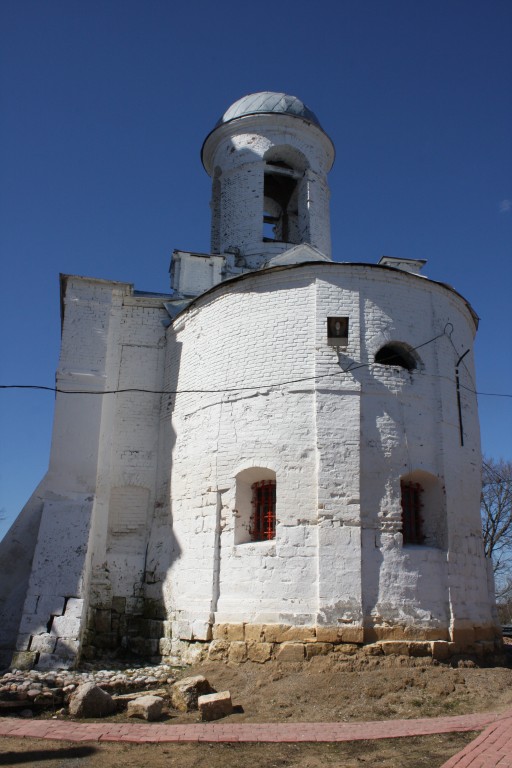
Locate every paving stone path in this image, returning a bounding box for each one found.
[1,709,512,765]
[442,712,512,768]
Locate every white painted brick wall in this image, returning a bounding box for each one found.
[160,262,494,636]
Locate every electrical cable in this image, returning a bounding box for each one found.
[1,328,511,399]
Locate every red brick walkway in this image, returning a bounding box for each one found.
[0,709,511,765]
[442,712,512,768]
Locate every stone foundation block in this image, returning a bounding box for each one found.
[365,626,401,642]
[363,643,383,656]
[207,640,230,661]
[213,623,244,641]
[244,624,264,642]
[142,599,166,620]
[125,597,145,615]
[129,637,159,656]
[93,610,111,634]
[64,598,84,618]
[164,638,189,663]
[86,611,95,631]
[340,626,364,644]
[111,597,126,614]
[11,652,38,670]
[159,638,173,656]
[228,642,247,664]
[146,619,165,637]
[15,634,32,651]
[247,641,273,663]
[81,645,96,661]
[266,625,316,643]
[405,627,450,641]
[198,691,233,721]
[88,586,112,610]
[94,631,118,650]
[55,638,80,658]
[315,627,341,643]
[37,595,67,618]
[275,642,305,662]
[37,653,74,670]
[162,620,172,638]
[408,642,431,657]
[430,641,452,661]
[260,624,290,642]
[191,620,212,641]
[450,627,476,647]
[365,625,449,643]
[19,614,47,635]
[212,624,225,640]
[181,642,208,666]
[305,642,333,659]
[126,616,144,635]
[175,620,193,641]
[381,642,410,656]
[334,643,359,655]
[127,695,163,721]
[363,627,379,644]
[29,634,57,654]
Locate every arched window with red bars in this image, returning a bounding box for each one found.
[250,480,276,541]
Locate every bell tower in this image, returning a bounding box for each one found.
[201,92,335,269]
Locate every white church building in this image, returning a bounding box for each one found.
[0,92,500,670]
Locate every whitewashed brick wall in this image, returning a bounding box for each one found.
[10,277,169,667]
[160,262,494,640]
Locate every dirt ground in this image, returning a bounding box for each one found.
[1,653,512,768]
[171,654,512,724]
[0,732,476,768]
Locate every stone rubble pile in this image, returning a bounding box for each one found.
[0,665,234,722]
[0,663,177,712]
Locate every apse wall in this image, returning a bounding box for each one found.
[163,261,494,644]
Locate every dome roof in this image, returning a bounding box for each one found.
[215,91,323,130]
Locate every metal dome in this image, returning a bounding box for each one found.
[215,91,323,129]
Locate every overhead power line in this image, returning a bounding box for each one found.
[1,329,511,399]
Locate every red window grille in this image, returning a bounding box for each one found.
[251,480,276,541]
[400,481,425,545]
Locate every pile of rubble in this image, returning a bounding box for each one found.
[0,664,232,722]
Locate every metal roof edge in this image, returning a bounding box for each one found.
[169,261,479,331]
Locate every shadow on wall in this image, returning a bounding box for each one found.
[0,337,184,671]
[84,338,183,664]
[341,339,450,637]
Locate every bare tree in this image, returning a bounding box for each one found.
[481,457,512,604]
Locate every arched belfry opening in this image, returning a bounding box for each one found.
[263,161,300,243]
[201,91,335,267]
[263,146,308,245]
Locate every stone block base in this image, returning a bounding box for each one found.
[83,596,168,661]
[11,616,503,670]
[158,622,503,666]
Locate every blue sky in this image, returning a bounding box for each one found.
[1,0,511,539]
